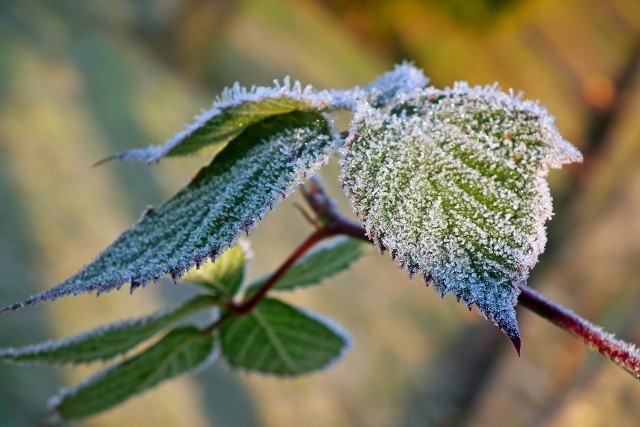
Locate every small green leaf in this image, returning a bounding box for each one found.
[50,326,215,421]
[219,298,349,376]
[106,80,333,163]
[2,111,336,312]
[248,237,365,293]
[182,241,250,298]
[0,295,217,364]
[341,83,582,342]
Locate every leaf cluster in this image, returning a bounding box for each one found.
[1,238,364,422]
[0,63,586,421]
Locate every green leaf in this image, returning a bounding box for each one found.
[2,111,336,313]
[182,241,250,298]
[219,298,349,376]
[50,326,215,421]
[0,295,217,364]
[247,237,366,293]
[106,80,333,164]
[341,83,582,343]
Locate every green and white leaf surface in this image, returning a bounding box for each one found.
[107,62,429,164]
[107,78,336,164]
[1,111,336,312]
[341,83,582,341]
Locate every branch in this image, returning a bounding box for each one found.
[301,178,640,379]
[518,285,640,378]
[228,226,340,315]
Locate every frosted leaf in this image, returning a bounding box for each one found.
[362,62,430,108]
[340,83,582,343]
[104,78,335,164]
[329,62,430,111]
[219,298,350,376]
[0,295,216,364]
[2,111,336,312]
[104,63,427,165]
[49,326,215,421]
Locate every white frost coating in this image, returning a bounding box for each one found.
[107,63,429,164]
[329,62,430,110]
[341,83,582,340]
[109,77,337,164]
[0,295,214,365]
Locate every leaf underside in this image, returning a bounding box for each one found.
[219,298,349,376]
[341,84,582,341]
[50,327,214,421]
[2,111,335,312]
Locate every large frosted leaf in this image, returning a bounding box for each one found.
[219,298,349,376]
[341,83,582,343]
[2,111,336,312]
[49,326,215,421]
[247,237,366,293]
[106,79,335,163]
[0,295,216,364]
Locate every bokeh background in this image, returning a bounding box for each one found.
[1,0,640,426]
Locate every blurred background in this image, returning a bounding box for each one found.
[1,0,639,426]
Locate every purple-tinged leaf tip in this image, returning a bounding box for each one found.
[510,335,521,356]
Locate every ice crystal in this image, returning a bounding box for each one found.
[328,62,430,110]
[2,111,337,312]
[341,83,582,340]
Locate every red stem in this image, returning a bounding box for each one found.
[518,284,640,378]
[229,226,340,315]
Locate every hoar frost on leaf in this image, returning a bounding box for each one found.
[104,78,337,164]
[340,83,582,343]
[1,112,337,313]
[105,64,428,164]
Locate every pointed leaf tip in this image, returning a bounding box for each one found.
[510,335,522,356]
[341,84,581,338]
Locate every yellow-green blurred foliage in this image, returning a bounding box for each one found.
[1,0,639,426]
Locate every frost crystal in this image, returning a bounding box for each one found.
[329,62,430,110]
[2,112,337,311]
[341,83,582,340]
